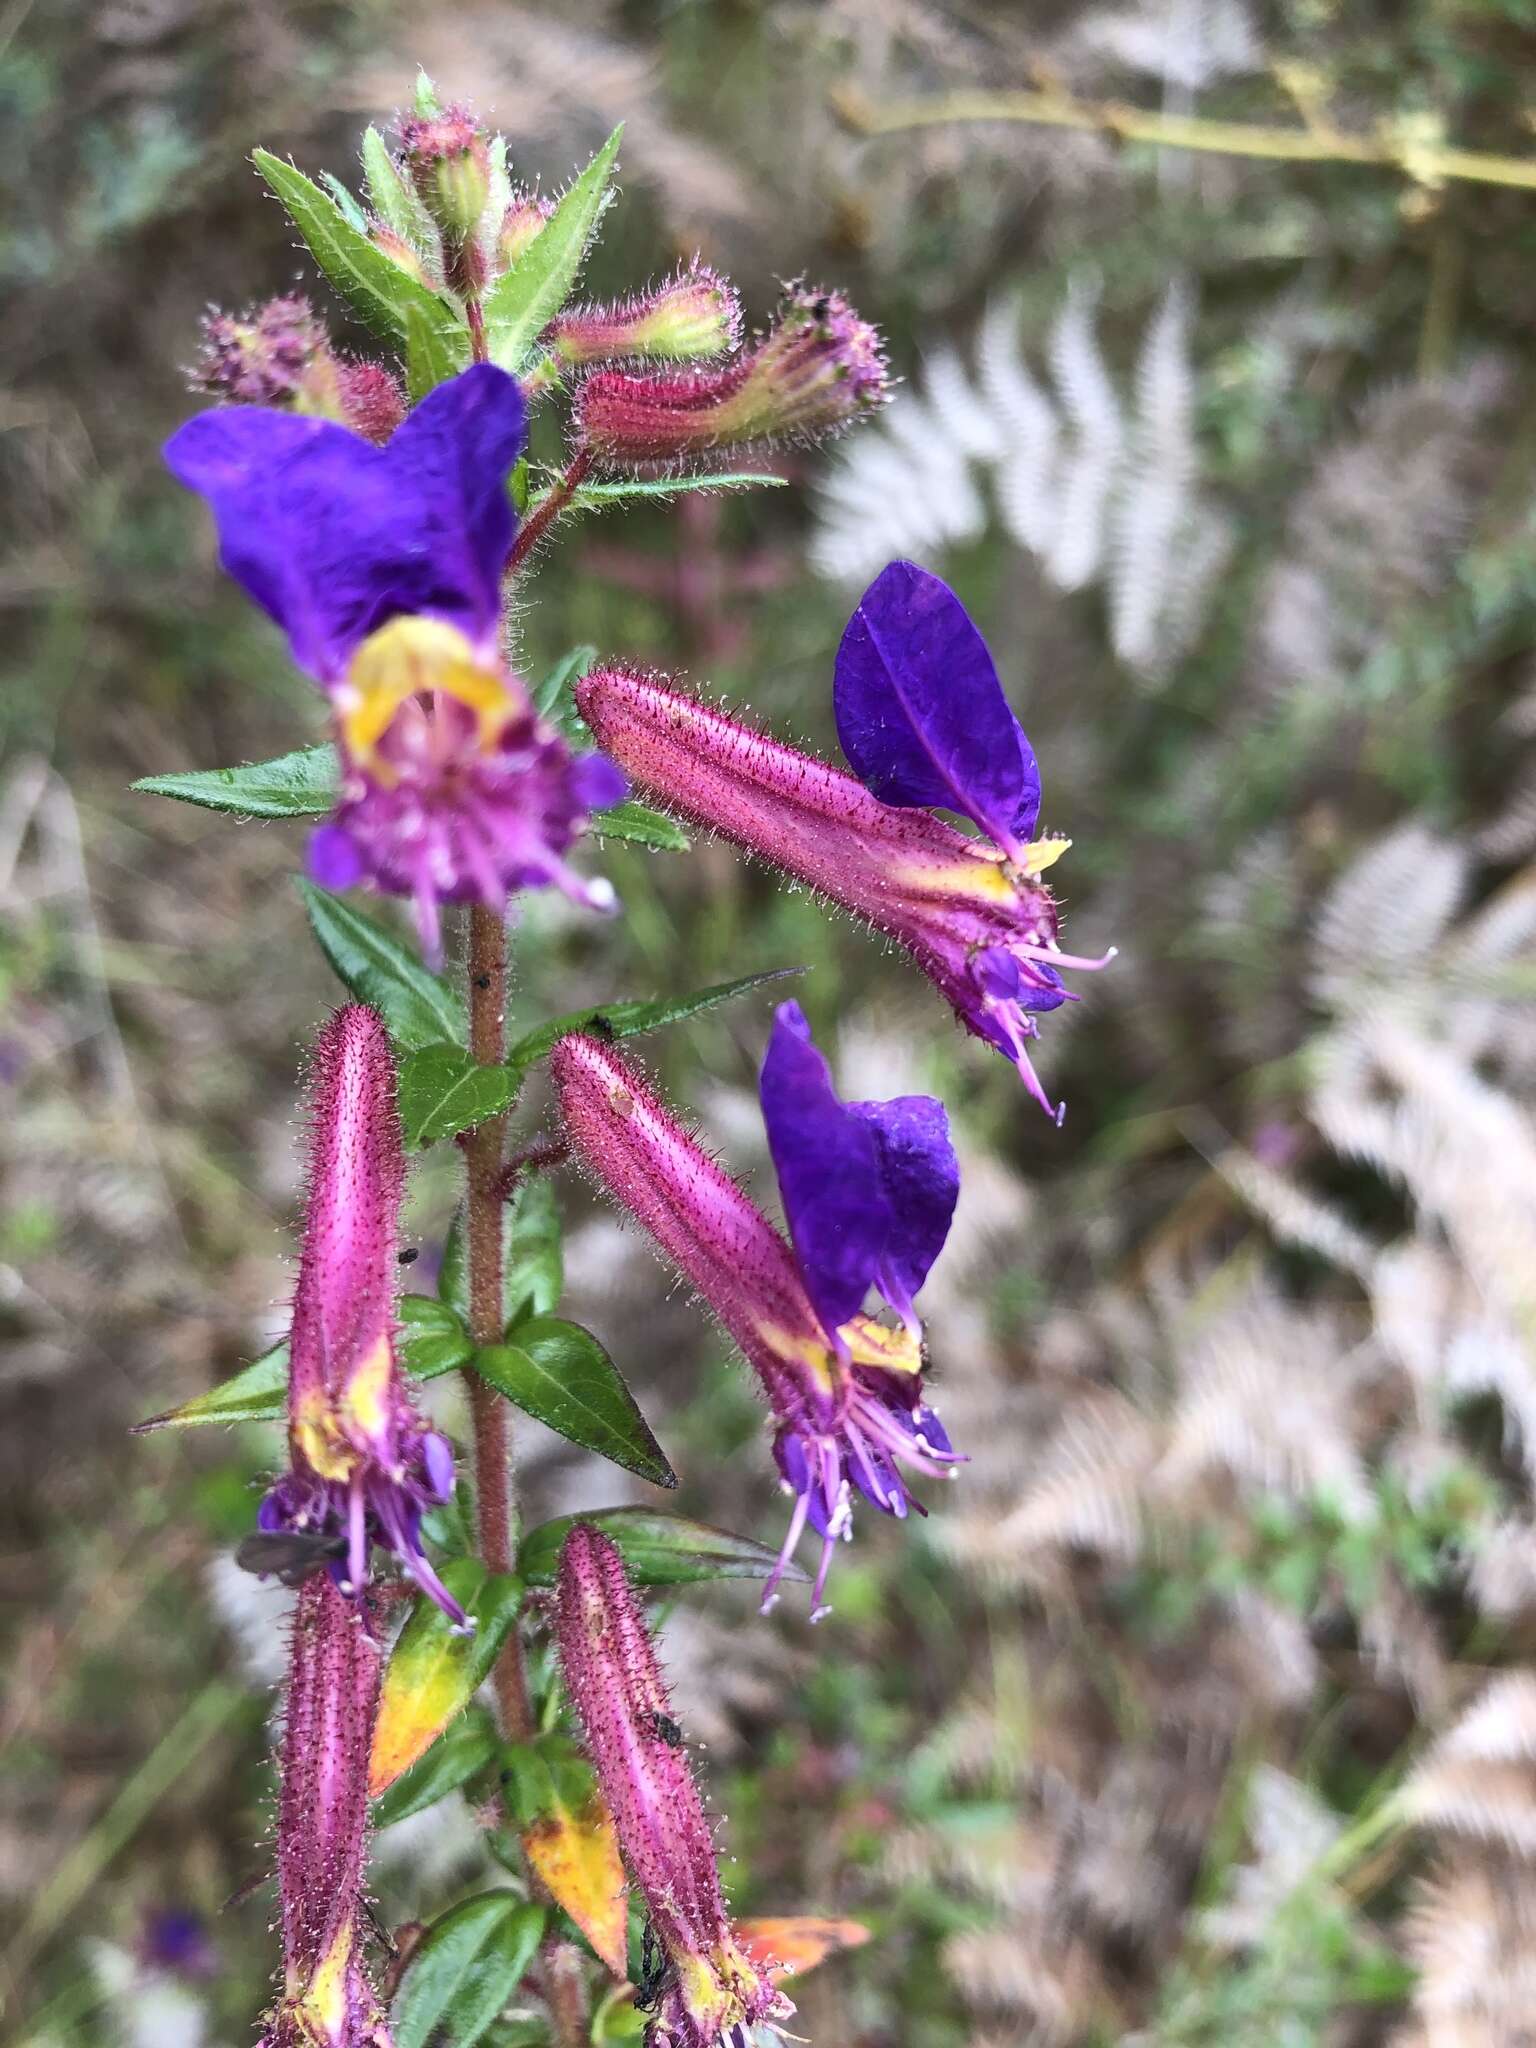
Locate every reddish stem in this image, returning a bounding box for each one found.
[507,448,594,574]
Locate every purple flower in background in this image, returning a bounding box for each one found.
[577,562,1113,1119]
[550,1027,963,1617]
[249,1004,466,1628]
[164,365,623,960]
[556,1524,793,2048]
[261,1574,388,2048]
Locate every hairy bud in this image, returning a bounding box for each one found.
[398,103,492,295]
[194,297,405,445]
[575,284,887,469]
[499,188,553,268]
[550,266,743,369]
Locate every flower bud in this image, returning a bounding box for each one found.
[575,284,888,470]
[550,266,742,368]
[398,103,492,241]
[368,220,439,290]
[498,188,553,267]
[193,297,405,446]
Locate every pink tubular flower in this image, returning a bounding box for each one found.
[261,1575,388,2048]
[549,267,742,369]
[556,1524,794,2048]
[574,284,887,468]
[550,1032,961,1616]
[575,655,1110,1119]
[251,1004,466,1627]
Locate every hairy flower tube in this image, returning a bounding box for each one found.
[550,1020,962,1616]
[164,364,624,961]
[574,284,887,468]
[556,1524,794,2048]
[548,266,742,368]
[261,1575,388,2048]
[576,562,1114,1118]
[253,1003,467,1627]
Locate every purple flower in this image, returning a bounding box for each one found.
[164,365,622,961]
[556,1524,794,2048]
[550,1028,963,1618]
[261,1574,389,2048]
[254,1004,466,1628]
[576,564,1113,1118]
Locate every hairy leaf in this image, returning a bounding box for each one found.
[373,1707,497,1829]
[503,1742,628,1977]
[300,881,466,1052]
[393,1893,546,2048]
[518,1506,806,1588]
[369,1563,523,1795]
[482,126,623,373]
[505,1174,563,1326]
[398,1043,520,1148]
[591,800,690,851]
[473,1321,675,1488]
[360,124,431,245]
[133,745,337,820]
[506,969,797,1078]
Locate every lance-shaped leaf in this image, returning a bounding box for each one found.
[534,645,598,730]
[393,1892,546,2048]
[369,1562,524,1795]
[472,1321,675,1488]
[133,744,338,820]
[398,1043,520,1148]
[253,148,469,362]
[404,297,466,404]
[361,123,432,244]
[505,969,799,1080]
[482,126,623,374]
[737,1917,871,1982]
[502,1739,628,1977]
[518,1507,807,1590]
[131,1294,472,1432]
[300,880,466,1052]
[373,1706,498,1829]
[834,559,1041,863]
[591,801,690,852]
[567,473,786,506]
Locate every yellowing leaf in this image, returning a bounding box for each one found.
[522,1792,628,1979]
[368,1563,522,1797]
[736,1917,871,1982]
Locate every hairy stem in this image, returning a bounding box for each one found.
[465,901,533,1742]
[507,448,594,574]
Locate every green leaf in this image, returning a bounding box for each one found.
[591,800,689,852]
[505,1174,563,1325]
[361,124,432,244]
[371,1562,524,1794]
[505,969,799,1079]
[131,1293,472,1432]
[414,69,441,116]
[133,744,338,820]
[374,1707,498,1829]
[393,1893,546,2048]
[567,472,787,505]
[482,125,623,373]
[404,296,466,403]
[300,881,466,1053]
[518,1506,807,1588]
[533,645,598,728]
[398,1043,520,1148]
[318,170,369,233]
[473,1319,675,1488]
[253,149,465,356]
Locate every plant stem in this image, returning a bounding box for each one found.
[464,901,533,1743]
[507,449,594,574]
[832,83,1536,192]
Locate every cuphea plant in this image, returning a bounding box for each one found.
[135,77,1108,2048]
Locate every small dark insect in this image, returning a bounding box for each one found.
[586,1012,617,1042]
[810,294,831,321]
[235,1529,348,1588]
[397,1247,419,1266]
[635,1919,671,2011]
[475,973,492,990]
[647,1711,685,1749]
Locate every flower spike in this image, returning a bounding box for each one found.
[261,1575,388,2048]
[556,1524,794,2048]
[575,617,1112,1118]
[165,365,622,959]
[252,1004,466,1627]
[550,1030,963,1616]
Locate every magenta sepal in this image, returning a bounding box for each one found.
[574,668,1112,1118]
[556,1524,793,2048]
[260,1575,391,2048]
